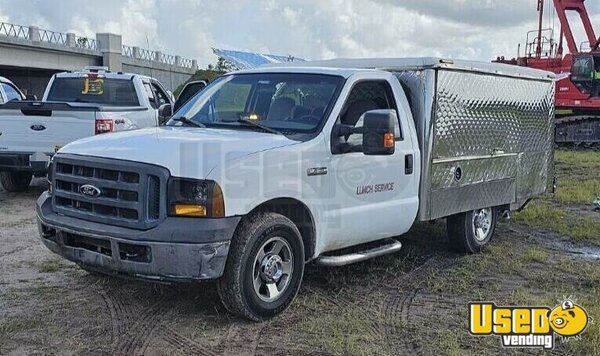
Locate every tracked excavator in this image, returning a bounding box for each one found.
[495,0,600,146]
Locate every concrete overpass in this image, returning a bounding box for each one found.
[0,22,198,97]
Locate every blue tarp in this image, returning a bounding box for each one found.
[213,48,306,70]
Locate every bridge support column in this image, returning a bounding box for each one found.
[28,26,40,43]
[66,33,76,47]
[96,33,122,71]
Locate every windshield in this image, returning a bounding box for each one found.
[571,55,594,82]
[168,73,343,134]
[47,77,140,106]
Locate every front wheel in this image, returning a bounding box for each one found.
[217,212,305,321]
[447,207,498,253]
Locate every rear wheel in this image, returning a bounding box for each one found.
[0,171,32,192]
[217,212,305,321]
[447,207,497,253]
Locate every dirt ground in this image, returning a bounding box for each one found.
[1,150,600,356]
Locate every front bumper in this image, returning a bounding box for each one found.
[36,192,241,282]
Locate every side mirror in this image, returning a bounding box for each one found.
[174,80,208,112]
[361,110,396,155]
[158,103,173,124]
[25,94,37,101]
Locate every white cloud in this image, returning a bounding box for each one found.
[0,0,598,67]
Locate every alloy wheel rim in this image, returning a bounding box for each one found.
[252,236,293,302]
[472,208,492,242]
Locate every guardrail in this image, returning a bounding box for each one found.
[39,28,67,45]
[74,36,98,51]
[121,44,196,69]
[1,21,196,69]
[0,22,29,39]
[122,45,133,57]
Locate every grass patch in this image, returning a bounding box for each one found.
[514,202,600,245]
[555,150,600,169]
[37,257,71,273]
[432,330,461,356]
[0,317,42,337]
[525,247,549,263]
[290,294,388,355]
[555,178,600,205]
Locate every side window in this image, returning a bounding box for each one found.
[144,83,158,109]
[1,83,22,102]
[152,83,170,107]
[339,81,401,151]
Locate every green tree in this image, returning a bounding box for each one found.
[174,58,236,97]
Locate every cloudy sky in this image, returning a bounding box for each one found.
[0,0,599,67]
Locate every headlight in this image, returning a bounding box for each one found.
[167,178,224,218]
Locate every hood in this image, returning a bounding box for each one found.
[59,126,299,178]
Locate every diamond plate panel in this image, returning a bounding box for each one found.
[434,70,554,159]
[430,179,516,219]
[430,155,518,190]
[395,68,554,220]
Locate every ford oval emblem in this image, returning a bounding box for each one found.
[30,124,46,131]
[79,184,102,198]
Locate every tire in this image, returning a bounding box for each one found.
[0,171,32,192]
[217,212,305,321]
[447,207,497,253]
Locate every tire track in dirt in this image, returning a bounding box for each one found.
[96,285,139,346]
[0,245,30,258]
[156,325,219,356]
[379,255,458,355]
[115,293,176,355]
[220,322,266,356]
[95,284,219,356]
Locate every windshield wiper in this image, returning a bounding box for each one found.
[173,116,206,128]
[236,118,282,135]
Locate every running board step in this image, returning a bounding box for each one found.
[315,238,402,267]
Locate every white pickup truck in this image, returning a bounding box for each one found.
[36,58,555,321]
[0,67,174,192]
[0,76,27,103]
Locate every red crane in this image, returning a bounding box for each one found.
[495,0,600,145]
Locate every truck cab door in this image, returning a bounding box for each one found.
[325,77,420,250]
[174,80,207,112]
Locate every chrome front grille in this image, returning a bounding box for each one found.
[51,155,169,230]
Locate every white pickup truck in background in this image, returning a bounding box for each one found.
[0,67,174,192]
[0,76,26,103]
[37,58,555,321]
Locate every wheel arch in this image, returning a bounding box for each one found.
[242,197,316,262]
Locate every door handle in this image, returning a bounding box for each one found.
[405,154,413,175]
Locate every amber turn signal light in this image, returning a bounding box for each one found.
[171,204,207,217]
[384,132,395,148]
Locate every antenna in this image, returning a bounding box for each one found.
[146,36,155,80]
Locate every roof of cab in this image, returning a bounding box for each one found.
[253,57,555,81]
[230,66,383,79]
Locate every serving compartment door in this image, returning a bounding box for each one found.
[425,69,554,220]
